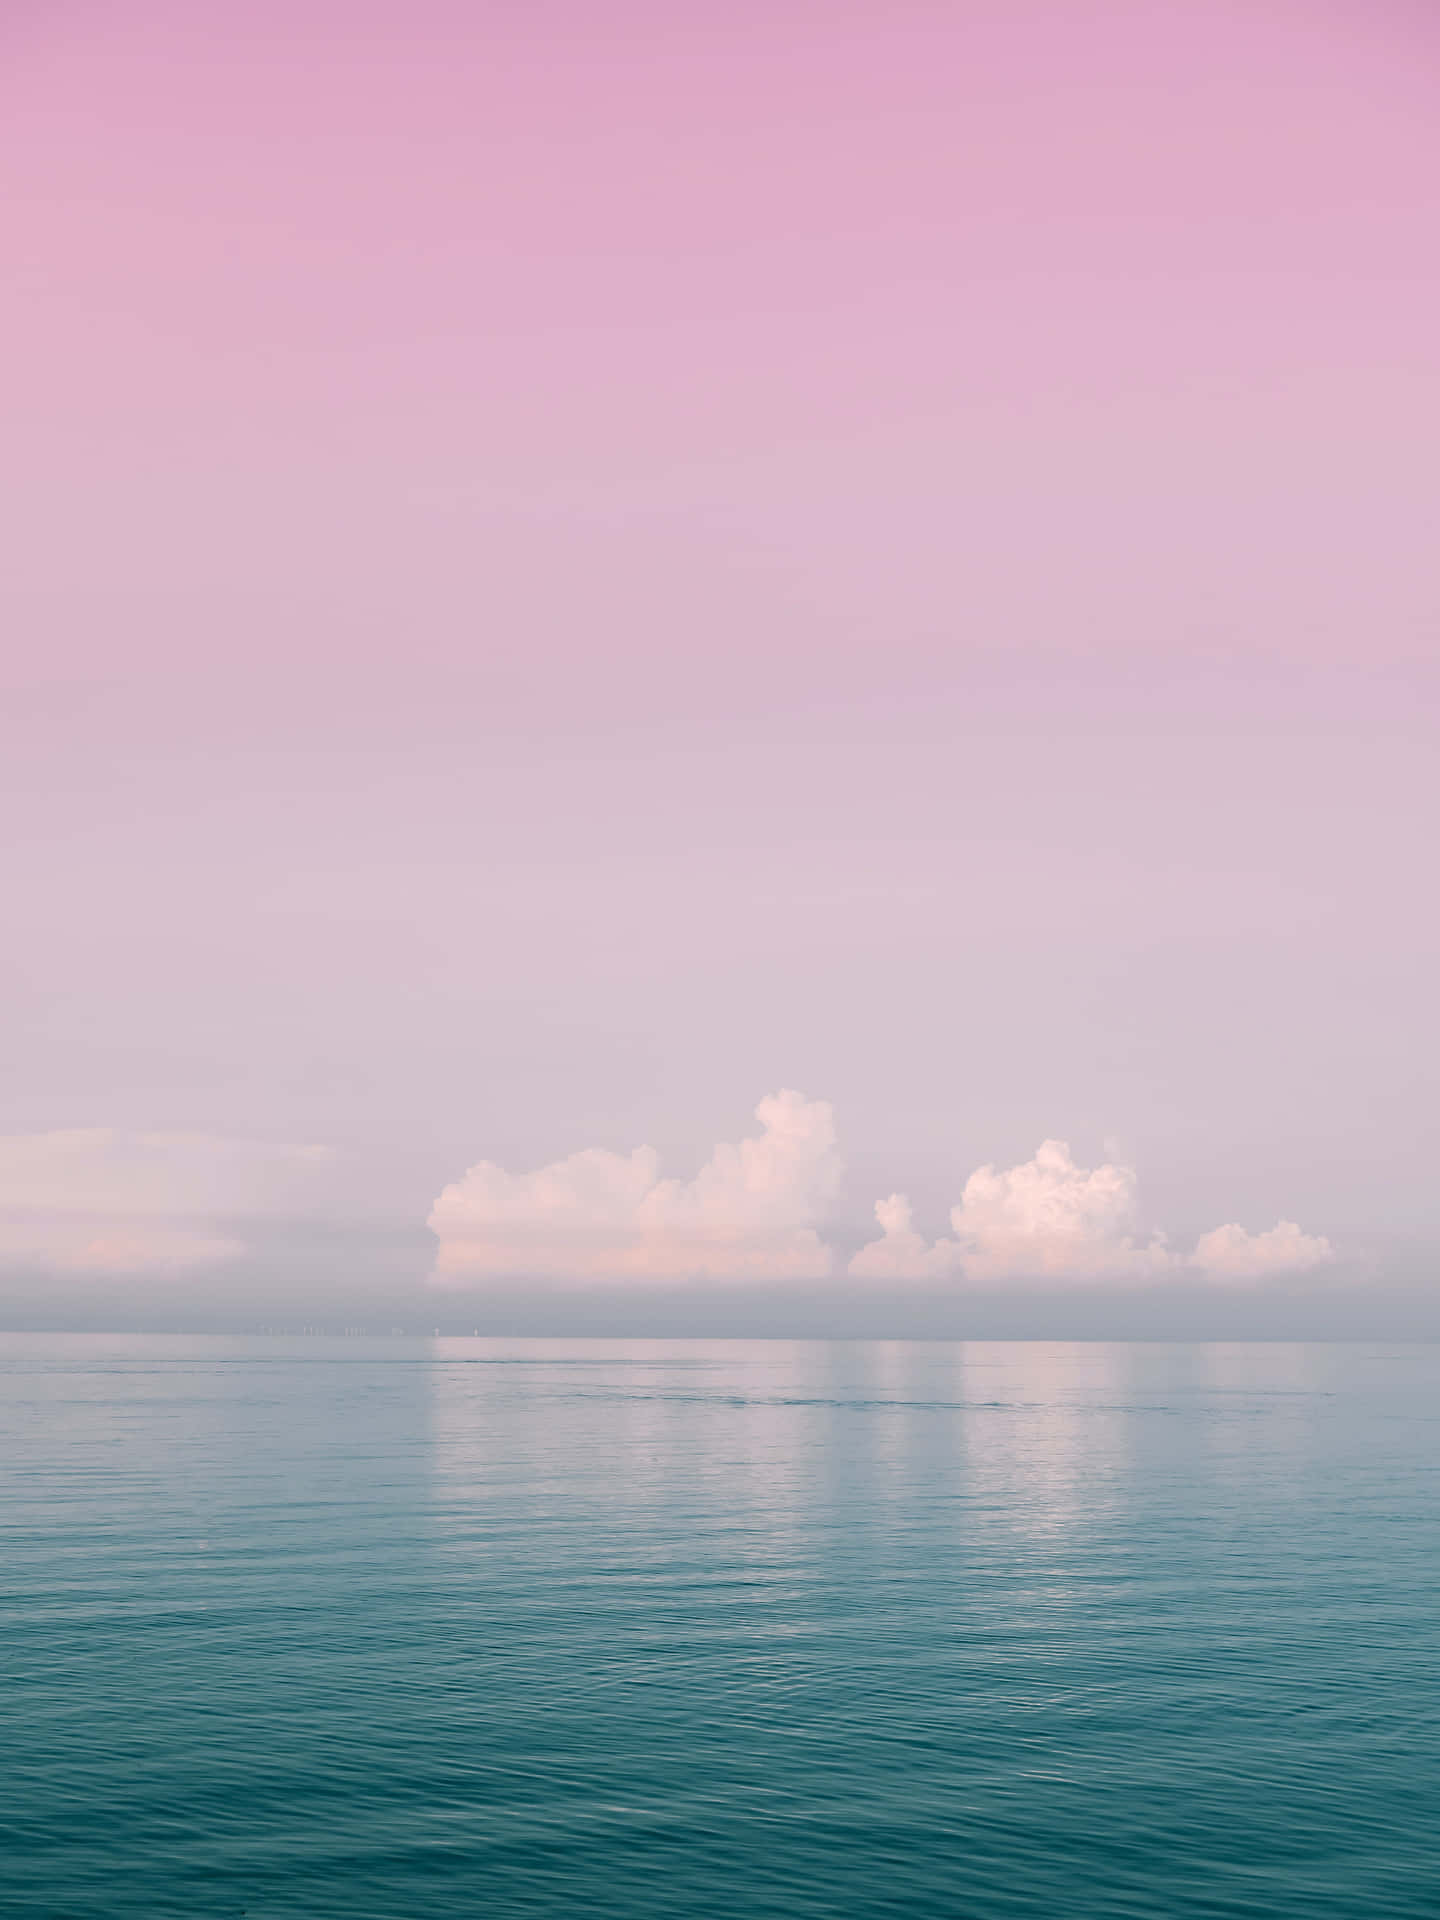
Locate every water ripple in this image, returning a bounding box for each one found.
[3,1335,1437,1917]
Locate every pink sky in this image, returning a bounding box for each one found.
[6,0,1438,694]
[1,0,1437,1320]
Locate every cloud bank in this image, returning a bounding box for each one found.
[0,1129,335,1275]
[430,1102,1335,1290]
[2,1104,1336,1295]
[430,1090,841,1284]
[849,1140,1335,1286]
[1190,1219,1337,1282]
[850,1140,1174,1284]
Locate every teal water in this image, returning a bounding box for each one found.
[3,1336,1438,1917]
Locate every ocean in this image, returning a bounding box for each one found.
[4,1334,1438,1917]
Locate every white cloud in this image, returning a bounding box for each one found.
[949,1140,1176,1282]
[0,1109,1339,1295]
[849,1140,1173,1284]
[848,1193,959,1280]
[0,1129,336,1275]
[849,1139,1333,1287]
[429,1089,840,1284]
[1190,1219,1336,1282]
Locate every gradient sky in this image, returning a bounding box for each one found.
[2,0,1437,1328]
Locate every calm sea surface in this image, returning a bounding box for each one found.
[4,1335,1438,1917]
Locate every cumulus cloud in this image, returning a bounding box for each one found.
[850,1140,1173,1284]
[429,1090,840,1284]
[1190,1220,1336,1282]
[1,1107,1337,1298]
[849,1139,1334,1287]
[0,1129,335,1276]
[847,1193,958,1281]
[948,1140,1176,1282]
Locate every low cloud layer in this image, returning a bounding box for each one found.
[851,1141,1174,1284]
[850,1140,1334,1286]
[430,1091,841,1284]
[1190,1219,1337,1282]
[1,1103,1336,1297]
[432,1105,1334,1290]
[0,1129,335,1276]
